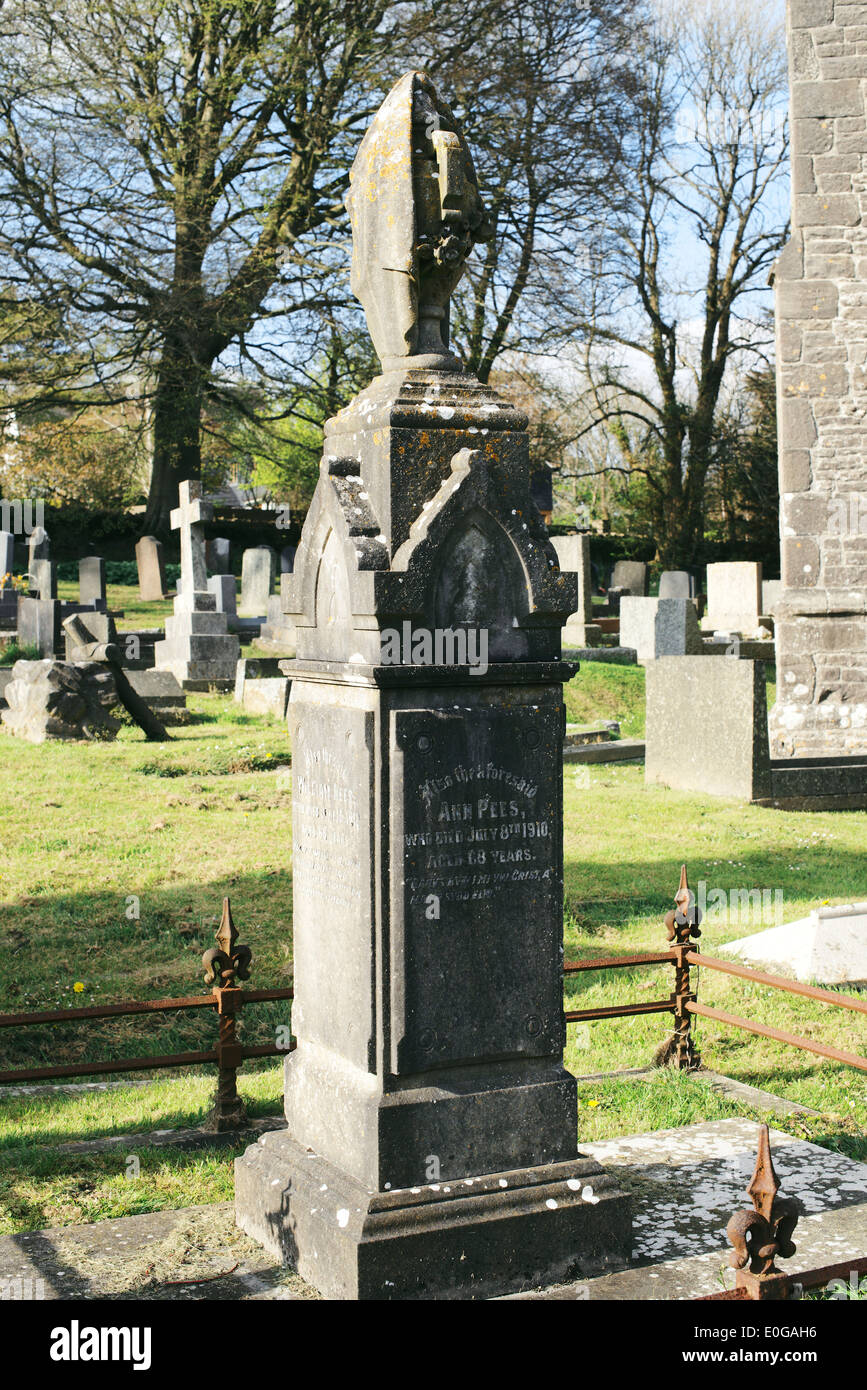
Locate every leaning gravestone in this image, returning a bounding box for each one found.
[239,545,276,617]
[153,481,239,689]
[135,536,168,601]
[235,70,631,1301]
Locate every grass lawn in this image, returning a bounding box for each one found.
[0,678,863,1236]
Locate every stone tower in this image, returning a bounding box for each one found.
[770,0,867,757]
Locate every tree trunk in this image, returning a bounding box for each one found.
[141,350,209,536]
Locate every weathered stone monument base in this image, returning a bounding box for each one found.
[236,1130,628,1301]
[153,595,240,689]
[0,659,120,742]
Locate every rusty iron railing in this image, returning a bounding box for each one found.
[1,870,864,1133]
[697,1124,867,1301]
[0,897,294,1130]
[564,865,867,1074]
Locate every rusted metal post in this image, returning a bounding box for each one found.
[656,864,702,1069]
[727,1124,801,1300]
[202,898,253,1132]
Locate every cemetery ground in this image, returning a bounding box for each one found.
[0,673,864,1245]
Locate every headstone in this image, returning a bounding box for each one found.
[206,537,231,574]
[16,596,60,657]
[207,574,237,623]
[0,658,120,742]
[256,578,297,653]
[703,561,762,633]
[769,1,867,757]
[761,579,782,617]
[620,596,703,663]
[153,481,240,688]
[722,903,867,990]
[0,530,14,583]
[234,70,630,1301]
[78,557,106,610]
[239,545,276,617]
[234,656,285,704]
[645,655,771,801]
[551,534,601,647]
[27,526,50,576]
[658,570,693,600]
[610,560,648,595]
[135,536,168,601]
[30,558,56,600]
[279,545,296,575]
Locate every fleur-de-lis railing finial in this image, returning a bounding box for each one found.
[203,897,252,989]
[727,1124,801,1292]
[664,864,702,945]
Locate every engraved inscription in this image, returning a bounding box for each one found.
[392,705,563,1074]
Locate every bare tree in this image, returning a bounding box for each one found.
[420,0,645,383]
[0,0,408,532]
[574,0,789,565]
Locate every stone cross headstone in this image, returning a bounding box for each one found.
[153,481,239,688]
[239,545,276,617]
[172,480,209,602]
[78,557,106,610]
[234,69,630,1302]
[135,536,168,601]
[769,0,867,757]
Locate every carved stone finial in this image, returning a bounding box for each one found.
[202,897,252,989]
[727,1124,801,1283]
[664,864,702,944]
[345,70,493,372]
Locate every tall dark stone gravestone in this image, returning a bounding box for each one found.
[235,70,631,1300]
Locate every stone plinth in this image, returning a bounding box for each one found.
[235,366,631,1299]
[153,592,239,688]
[769,1,867,756]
